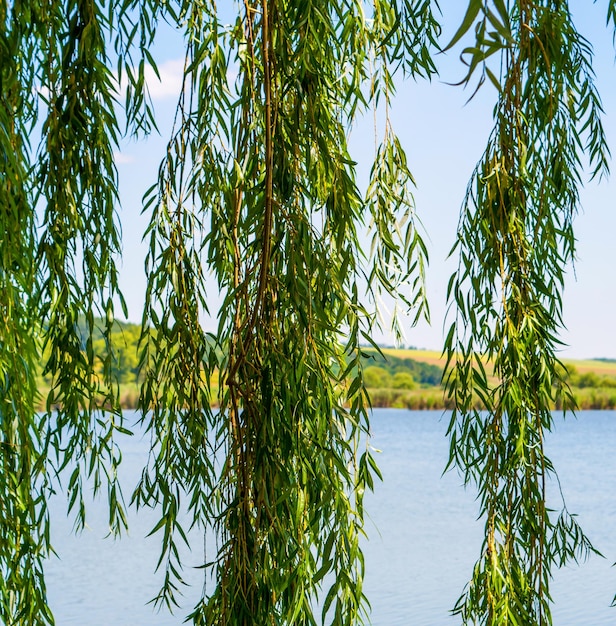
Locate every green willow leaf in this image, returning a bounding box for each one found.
[443,0,483,52]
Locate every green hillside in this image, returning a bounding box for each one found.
[363,347,616,410]
[36,324,616,411]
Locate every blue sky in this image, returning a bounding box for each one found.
[113,1,616,360]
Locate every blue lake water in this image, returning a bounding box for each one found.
[45,410,616,624]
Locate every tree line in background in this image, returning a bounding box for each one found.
[35,319,616,411]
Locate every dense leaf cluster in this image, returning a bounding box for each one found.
[0,0,158,620]
[133,2,436,624]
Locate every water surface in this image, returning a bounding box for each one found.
[45,410,616,624]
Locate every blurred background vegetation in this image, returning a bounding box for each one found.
[34,320,616,411]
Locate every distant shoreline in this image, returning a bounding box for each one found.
[37,385,616,412]
[36,347,616,412]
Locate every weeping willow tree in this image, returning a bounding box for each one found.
[1,0,435,624]
[444,1,610,625]
[134,2,436,624]
[0,0,615,625]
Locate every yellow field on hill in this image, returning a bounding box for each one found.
[562,358,616,376]
[379,347,616,378]
[378,348,444,367]
[372,348,616,410]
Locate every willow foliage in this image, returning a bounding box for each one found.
[0,1,151,622]
[1,0,436,624]
[134,2,436,624]
[1,0,614,624]
[444,1,609,625]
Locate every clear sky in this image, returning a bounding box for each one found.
[113,1,616,360]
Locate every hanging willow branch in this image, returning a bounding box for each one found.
[0,0,160,623]
[444,2,609,624]
[135,1,436,624]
